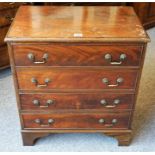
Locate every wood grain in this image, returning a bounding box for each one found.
[5,6,150,42]
[13,44,143,66]
[22,112,131,129]
[16,68,138,90]
[5,6,149,146]
[20,93,135,110]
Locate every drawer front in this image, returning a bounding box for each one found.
[0,8,17,27]
[13,44,142,66]
[20,93,134,110]
[22,112,131,129]
[17,68,138,90]
[17,68,137,90]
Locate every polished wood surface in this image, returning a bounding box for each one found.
[20,93,135,110]
[22,112,131,129]
[16,68,138,90]
[13,44,143,67]
[5,6,149,146]
[5,6,149,42]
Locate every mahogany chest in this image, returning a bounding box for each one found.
[5,6,150,146]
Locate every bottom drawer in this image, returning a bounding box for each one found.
[22,112,131,129]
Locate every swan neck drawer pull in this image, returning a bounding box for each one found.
[102,77,123,87]
[104,53,126,65]
[100,99,120,108]
[31,78,51,88]
[27,53,48,64]
[33,99,54,108]
[34,118,54,127]
[99,118,117,127]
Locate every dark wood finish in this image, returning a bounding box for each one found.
[22,132,49,146]
[0,45,10,68]
[21,129,131,146]
[132,3,155,29]
[20,93,135,110]
[16,68,138,90]
[104,130,132,146]
[0,8,17,27]
[13,44,143,67]
[5,6,149,146]
[45,2,126,6]
[0,3,23,70]
[0,26,9,46]
[22,112,131,129]
[0,2,22,10]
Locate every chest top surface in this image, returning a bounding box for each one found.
[5,6,150,42]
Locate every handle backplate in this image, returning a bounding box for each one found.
[98,118,117,127]
[34,118,54,127]
[31,77,51,88]
[104,53,126,65]
[28,53,48,64]
[33,99,54,108]
[102,77,123,87]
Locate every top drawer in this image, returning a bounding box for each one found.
[12,44,143,67]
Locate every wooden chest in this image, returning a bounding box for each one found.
[5,6,150,146]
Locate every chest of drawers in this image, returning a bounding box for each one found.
[5,6,150,146]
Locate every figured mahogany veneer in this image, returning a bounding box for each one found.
[5,6,150,146]
[13,44,143,66]
[20,93,135,110]
[22,112,131,129]
[16,68,138,90]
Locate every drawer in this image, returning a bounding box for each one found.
[13,44,143,66]
[16,68,138,90]
[0,8,17,27]
[22,112,131,129]
[20,93,134,110]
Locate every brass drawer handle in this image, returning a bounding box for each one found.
[31,78,51,88]
[98,118,117,127]
[100,99,120,108]
[104,53,126,65]
[102,77,123,87]
[34,118,54,127]
[27,53,48,64]
[33,99,54,108]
